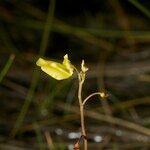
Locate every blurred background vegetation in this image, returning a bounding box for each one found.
[0,0,150,149]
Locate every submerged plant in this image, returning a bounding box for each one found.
[36,54,106,150]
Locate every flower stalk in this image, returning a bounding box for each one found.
[36,54,107,150]
[78,73,87,150]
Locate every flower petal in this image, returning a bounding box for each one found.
[36,56,74,80]
[63,54,74,74]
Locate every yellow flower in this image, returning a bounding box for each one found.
[36,54,74,80]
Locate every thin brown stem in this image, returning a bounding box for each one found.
[82,92,101,106]
[78,75,87,150]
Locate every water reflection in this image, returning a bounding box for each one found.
[68,132,81,139]
[115,130,122,136]
[68,144,74,150]
[93,135,103,142]
[55,128,63,135]
[52,126,150,149]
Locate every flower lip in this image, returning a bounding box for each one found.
[36,54,74,80]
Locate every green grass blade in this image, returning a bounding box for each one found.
[0,24,19,55]
[0,54,15,83]
[128,0,150,18]
[10,0,56,137]
[34,123,45,150]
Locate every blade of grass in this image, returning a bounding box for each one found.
[10,0,56,137]
[6,2,112,51]
[128,0,150,18]
[45,131,54,150]
[0,54,15,83]
[97,51,113,116]
[58,103,150,136]
[12,18,150,39]
[22,3,112,50]
[0,24,19,55]
[34,123,45,150]
[0,11,149,39]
